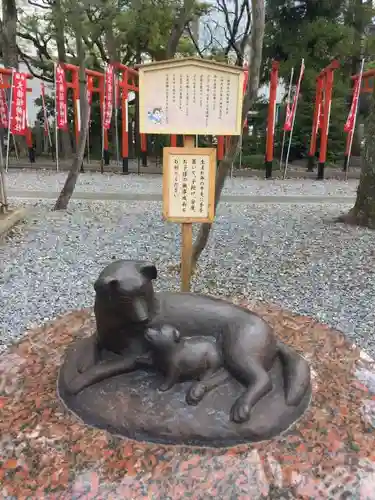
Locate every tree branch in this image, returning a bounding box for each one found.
[191,0,265,268]
[95,38,109,62]
[17,23,53,62]
[165,0,196,59]
[17,47,53,81]
[27,0,50,9]
[239,0,251,58]
[186,24,204,57]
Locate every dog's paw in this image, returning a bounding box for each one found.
[230,396,252,423]
[136,352,153,366]
[186,382,206,405]
[75,337,98,373]
[158,382,172,392]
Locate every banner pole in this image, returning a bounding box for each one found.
[280,67,294,173]
[345,58,365,181]
[0,124,8,211]
[86,80,91,164]
[115,74,120,166]
[87,124,90,164]
[5,69,15,172]
[101,64,106,174]
[283,59,304,180]
[41,83,53,152]
[54,63,59,172]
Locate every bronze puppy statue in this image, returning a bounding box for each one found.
[140,324,230,403]
[64,260,310,424]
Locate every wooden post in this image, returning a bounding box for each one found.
[265,60,280,179]
[307,76,323,171]
[138,59,240,293]
[121,70,129,174]
[317,70,334,180]
[314,59,339,180]
[180,135,195,292]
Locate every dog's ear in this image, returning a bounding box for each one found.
[173,328,181,343]
[140,263,157,281]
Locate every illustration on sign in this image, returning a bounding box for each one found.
[147,107,163,124]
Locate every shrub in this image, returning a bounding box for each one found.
[234,153,280,170]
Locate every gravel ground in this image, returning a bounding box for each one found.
[5,170,358,197]
[1,196,375,358]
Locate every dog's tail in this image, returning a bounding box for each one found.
[276,340,311,406]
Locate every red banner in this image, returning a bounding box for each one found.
[344,78,360,133]
[86,76,93,126]
[55,64,68,130]
[40,82,49,136]
[283,102,292,131]
[283,60,305,132]
[87,76,93,106]
[10,72,27,136]
[0,75,9,128]
[103,64,114,130]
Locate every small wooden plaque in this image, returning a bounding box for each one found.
[163,147,216,223]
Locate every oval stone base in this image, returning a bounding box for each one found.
[2,306,375,497]
[58,347,311,447]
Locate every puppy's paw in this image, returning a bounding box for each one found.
[158,382,173,392]
[186,382,206,405]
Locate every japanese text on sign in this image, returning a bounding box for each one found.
[168,154,210,219]
[55,65,68,131]
[10,72,27,136]
[103,64,114,130]
[140,61,243,135]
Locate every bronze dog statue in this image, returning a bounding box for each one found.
[139,325,230,403]
[64,260,310,423]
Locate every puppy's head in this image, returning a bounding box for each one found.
[94,260,157,322]
[145,325,180,347]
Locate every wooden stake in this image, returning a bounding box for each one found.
[180,135,195,292]
[181,222,193,292]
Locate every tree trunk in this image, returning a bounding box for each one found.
[52,0,73,159]
[35,122,43,156]
[190,0,265,270]
[54,9,88,210]
[1,0,18,68]
[165,0,196,58]
[337,88,375,228]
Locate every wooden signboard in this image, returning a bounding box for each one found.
[138,57,244,136]
[163,147,216,223]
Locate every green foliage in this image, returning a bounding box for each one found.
[114,0,205,61]
[262,0,375,162]
[17,0,375,164]
[233,152,280,171]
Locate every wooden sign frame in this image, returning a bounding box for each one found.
[138,57,244,136]
[163,146,216,223]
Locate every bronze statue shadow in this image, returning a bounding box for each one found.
[58,353,312,448]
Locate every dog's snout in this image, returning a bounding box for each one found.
[133,297,148,322]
